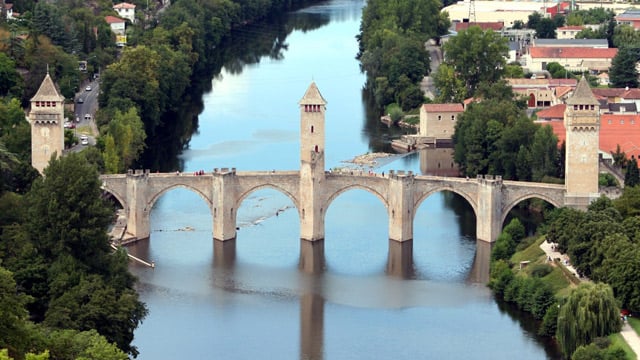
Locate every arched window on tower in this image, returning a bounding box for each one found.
[311,125,314,133]
[315,145,318,152]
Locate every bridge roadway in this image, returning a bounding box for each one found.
[100,168,566,246]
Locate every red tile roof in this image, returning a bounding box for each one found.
[529,47,618,59]
[592,88,625,97]
[541,115,640,159]
[536,104,565,120]
[622,88,640,99]
[105,15,125,24]
[422,103,464,112]
[555,86,573,98]
[113,2,136,9]
[601,114,640,158]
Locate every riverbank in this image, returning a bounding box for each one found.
[540,240,640,358]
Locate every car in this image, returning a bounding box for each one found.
[80,135,89,145]
[85,85,92,91]
[64,121,71,128]
[76,97,84,103]
[84,113,92,121]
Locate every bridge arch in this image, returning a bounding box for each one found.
[324,184,388,218]
[500,193,562,228]
[413,187,478,221]
[101,187,126,210]
[147,184,214,211]
[236,184,300,213]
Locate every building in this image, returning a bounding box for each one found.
[564,76,600,206]
[556,26,585,39]
[615,8,640,30]
[419,103,464,144]
[535,81,640,160]
[28,72,65,174]
[523,47,617,73]
[507,78,577,108]
[442,0,545,28]
[105,16,127,46]
[113,2,136,23]
[532,38,608,48]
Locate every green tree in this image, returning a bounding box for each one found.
[614,186,640,218]
[597,234,640,312]
[612,25,640,49]
[441,26,508,97]
[0,267,30,358]
[0,54,23,98]
[24,154,147,356]
[557,282,621,357]
[611,144,627,168]
[535,17,558,39]
[624,156,639,187]
[504,63,525,78]
[433,63,467,103]
[105,107,147,171]
[609,47,640,89]
[530,125,559,182]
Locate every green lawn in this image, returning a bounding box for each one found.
[610,333,637,360]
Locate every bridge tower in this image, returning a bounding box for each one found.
[298,81,327,242]
[564,76,600,208]
[28,71,66,174]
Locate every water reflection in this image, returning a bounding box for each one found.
[418,147,459,177]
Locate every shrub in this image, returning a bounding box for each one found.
[530,264,553,278]
[488,260,514,296]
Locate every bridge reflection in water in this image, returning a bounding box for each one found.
[127,235,492,360]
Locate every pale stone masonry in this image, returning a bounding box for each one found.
[419,103,464,143]
[29,72,65,174]
[564,76,600,207]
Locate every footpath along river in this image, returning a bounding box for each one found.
[126,1,562,358]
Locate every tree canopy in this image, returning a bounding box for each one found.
[557,282,621,357]
[438,26,508,99]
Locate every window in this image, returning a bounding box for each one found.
[314,145,318,152]
[311,125,314,133]
[451,115,455,121]
[437,115,442,121]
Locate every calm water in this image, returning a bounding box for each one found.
[127,1,560,358]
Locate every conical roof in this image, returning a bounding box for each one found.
[566,76,599,106]
[30,72,65,102]
[299,81,327,105]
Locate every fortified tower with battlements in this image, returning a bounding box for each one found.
[28,72,65,174]
[564,76,600,208]
[298,82,327,242]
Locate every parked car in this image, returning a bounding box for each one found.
[80,135,89,145]
[85,85,92,91]
[77,97,84,103]
[84,114,92,121]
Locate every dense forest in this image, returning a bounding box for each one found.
[356,0,450,112]
[0,0,323,359]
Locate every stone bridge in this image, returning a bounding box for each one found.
[100,167,566,244]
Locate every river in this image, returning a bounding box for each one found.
[126,1,561,358]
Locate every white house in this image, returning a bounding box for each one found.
[105,15,127,46]
[113,2,136,23]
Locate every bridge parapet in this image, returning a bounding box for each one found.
[213,167,237,174]
[388,170,415,179]
[477,174,503,186]
[127,169,150,178]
